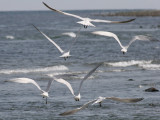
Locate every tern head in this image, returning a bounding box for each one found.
[74,94,81,101]
[96,96,105,103]
[77,20,95,28]
[92,96,105,105]
[121,48,127,54]
[41,91,49,98]
[60,51,71,60]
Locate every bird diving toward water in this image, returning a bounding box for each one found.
[32,24,80,60]
[42,2,135,28]
[59,96,144,116]
[92,31,151,54]
[53,63,102,101]
[6,78,53,104]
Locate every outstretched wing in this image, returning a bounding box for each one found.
[78,63,102,94]
[91,18,135,23]
[68,27,81,51]
[105,97,144,103]
[126,35,151,49]
[7,78,43,92]
[45,80,54,92]
[43,2,84,20]
[59,99,97,116]
[92,31,124,49]
[32,24,64,54]
[54,78,75,96]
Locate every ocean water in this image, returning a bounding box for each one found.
[0,10,160,120]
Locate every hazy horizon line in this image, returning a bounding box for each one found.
[0,8,159,12]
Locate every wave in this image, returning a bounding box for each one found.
[106,60,160,70]
[0,65,68,74]
[106,60,152,67]
[139,63,160,70]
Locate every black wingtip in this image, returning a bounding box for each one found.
[42,2,57,12]
[122,18,136,23]
[139,98,144,101]
[32,24,37,30]
[42,2,50,8]
[59,112,70,116]
[42,2,46,5]
[59,113,64,116]
[32,24,41,33]
[130,18,136,21]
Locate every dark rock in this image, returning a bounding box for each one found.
[145,87,159,92]
[128,79,134,81]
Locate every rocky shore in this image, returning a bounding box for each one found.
[94,10,160,17]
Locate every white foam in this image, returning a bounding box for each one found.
[111,69,126,72]
[139,63,160,70]
[62,32,76,38]
[5,35,15,39]
[47,72,67,77]
[74,75,95,79]
[0,65,68,74]
[107,60,152,67]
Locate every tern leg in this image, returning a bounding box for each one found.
[99,102,102,107]
[84,25,87,28]
[46,97,47,104]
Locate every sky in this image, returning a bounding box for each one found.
[0,0,160,11]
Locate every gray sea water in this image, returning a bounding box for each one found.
[0,10,160,120]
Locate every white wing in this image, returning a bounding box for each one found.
[43,2,84,20]
[78,63,102,94]
[53,78,75,96]
[59,99,97,116]
[126,35,151,49]
[91,18,135,23]
[105,97,144,103]
[92,31,124,49]
[45,80,54,92]
[7,78,43,92]
[32,24,64,54]
[68,27,81,51]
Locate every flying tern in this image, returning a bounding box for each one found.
[92,96,144,107]
[60,96,144,116]
[43,2,135,28]
[54,63,102,101]
[33,25,80,60]
[6,77,53,104]
[92,31,151,54]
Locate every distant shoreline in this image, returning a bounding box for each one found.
[0,10,160,17]
[94,10,160,17]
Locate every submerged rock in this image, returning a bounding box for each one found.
[128,79,134,81]
[145,87,159,92]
